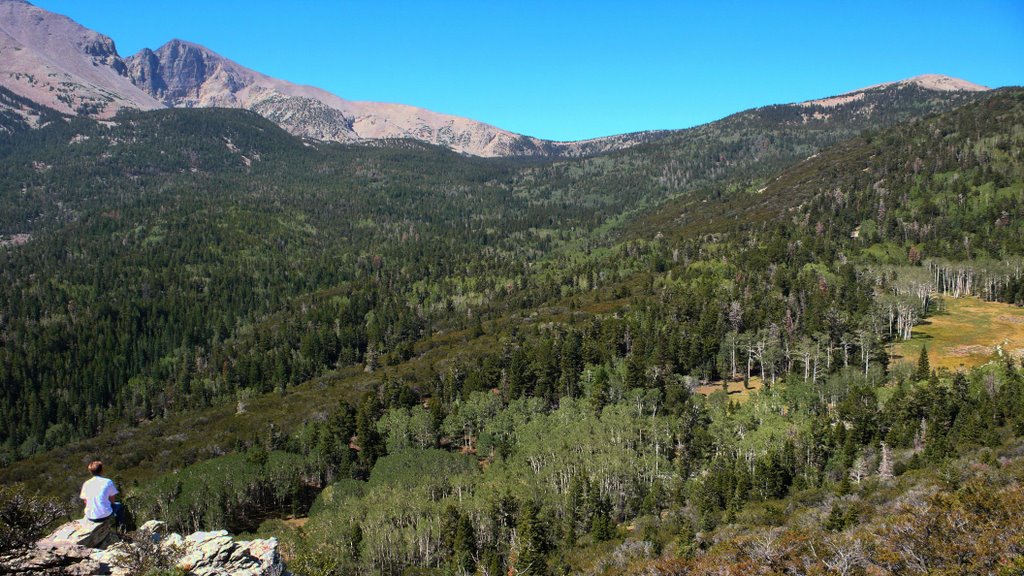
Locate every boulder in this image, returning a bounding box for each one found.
[40,517,117,549]
[178,530,284,576]
[138,519,168,534]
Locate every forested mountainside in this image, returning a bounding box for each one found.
[0,81,984,463]
[2,85,1024,575]
[501,82,988,241]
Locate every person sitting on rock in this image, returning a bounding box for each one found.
[80,460,123,527]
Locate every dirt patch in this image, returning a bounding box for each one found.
[696,377,764,401]
[282,517,308,529]
[998,315,1024,325]
[946,344,994,357]
[0,233,31,247]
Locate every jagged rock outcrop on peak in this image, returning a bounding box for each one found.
[126,40,253,108]
[0,518,286,576]
[125,39,360,143]
[0,0,163,118]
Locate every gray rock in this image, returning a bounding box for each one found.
[178,531,284,576]
[40,517,117,549]
[138,519,168,534]
[0,541,107,575]
[9,519,286,576]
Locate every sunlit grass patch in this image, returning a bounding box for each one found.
[892,296,1024,371]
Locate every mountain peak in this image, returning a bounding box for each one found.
[126,38,256,107]
[899,74,989,92]
[0,1,996,157]
[0,0,162,117]
[799,74,988,108]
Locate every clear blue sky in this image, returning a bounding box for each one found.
[32,0,1024,141]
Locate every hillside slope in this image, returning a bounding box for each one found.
[2,87,1024,576]
[0,84,1003,470]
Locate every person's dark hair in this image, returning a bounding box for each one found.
[87,461,103,476]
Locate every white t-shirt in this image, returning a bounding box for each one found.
[80,476,118,521]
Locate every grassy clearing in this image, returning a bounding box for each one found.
[892,296,1024,371]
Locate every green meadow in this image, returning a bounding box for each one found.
[893,297,1024,371]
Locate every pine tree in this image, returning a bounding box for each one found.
[453,513,477,575]
[823,503,846,532]
[590,493,614,541]
[916,346,931,381]
[511,502,548,576]
[675,520,696,559]
[587,366,609,413]
[354,393,384,478]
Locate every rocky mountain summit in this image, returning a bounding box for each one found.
[798,73,988,108]
[125,39,360,143]
[1,518,286,576]
[0,0,162,117]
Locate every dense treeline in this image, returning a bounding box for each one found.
[778,89,1024,263]
[126,352,1024,574]
[0,85,984,463]
[0,110,546,459]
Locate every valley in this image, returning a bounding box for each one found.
[1,1,1023,575]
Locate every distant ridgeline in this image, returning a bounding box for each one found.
[2,79,1024,573]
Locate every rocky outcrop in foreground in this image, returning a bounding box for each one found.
[0,519,286,576]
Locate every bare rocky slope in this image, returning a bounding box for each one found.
[0,0,162,118]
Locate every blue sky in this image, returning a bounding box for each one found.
[32,0,1024,141]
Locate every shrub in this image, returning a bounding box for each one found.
[0,483,68,555]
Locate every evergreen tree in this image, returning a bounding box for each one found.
[916,346,931,381]
[354,394,385,478]
[512,502,548,576]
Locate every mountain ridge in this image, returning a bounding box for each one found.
[0,0,995,157]
[123,38,673,157]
